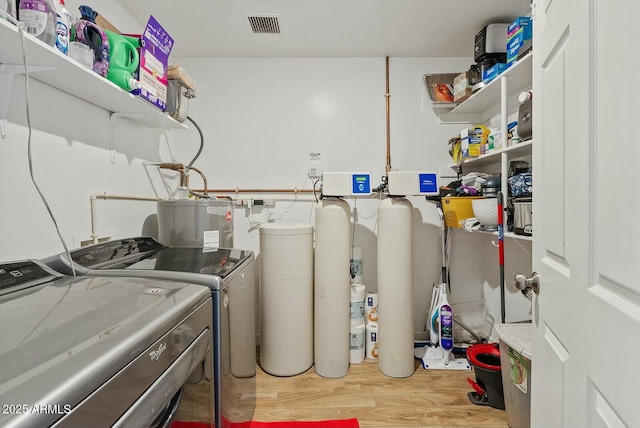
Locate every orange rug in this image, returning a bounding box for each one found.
[172,419,359,428]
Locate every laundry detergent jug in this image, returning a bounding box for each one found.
[105,30,141,91]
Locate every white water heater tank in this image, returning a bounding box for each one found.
[314,198,351,378]
[259,223,314,376]
[377,197,414,378]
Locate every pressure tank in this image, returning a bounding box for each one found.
[259,223,314,376]
[314,198,351,378]
[377,197,414,378]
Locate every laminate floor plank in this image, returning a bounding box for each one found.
[252,359,509,428]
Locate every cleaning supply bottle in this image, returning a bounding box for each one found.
[1,0,18,22]
[439,287,454,365]
[18,0,56,46]
[54,0,72,54]
[104,30,141,91]
[428,283,441,346]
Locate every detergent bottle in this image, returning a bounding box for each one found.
[54,0,72,54]
[104,29,141,91]
[19,0,56,46]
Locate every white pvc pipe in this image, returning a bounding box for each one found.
[90,193,161,244]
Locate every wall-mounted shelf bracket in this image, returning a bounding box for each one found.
[0,63,56,139]
[110,112,143,164]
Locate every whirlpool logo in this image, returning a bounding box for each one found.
[149,343,167,362]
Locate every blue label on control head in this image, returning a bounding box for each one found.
[419,173,438,194]
[352,174,371,194]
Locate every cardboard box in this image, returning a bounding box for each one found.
[453,72,473,103]
[441,196,484,228]
[95,13,120,33]
[134,16,174,110]
[507,16,532,41]
[507,16,532,65]
[460,128,471,158]
[482,62,507,83]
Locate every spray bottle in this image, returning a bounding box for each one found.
[438,286,454,365]
[54,0,72,54]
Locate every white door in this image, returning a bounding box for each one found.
[532,0,640,426]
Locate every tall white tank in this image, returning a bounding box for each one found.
[314,198,351,378]
[259,223,314,376]
[377,197,414,378]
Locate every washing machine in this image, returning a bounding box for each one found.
[44,237,257,428]
[0,259,213,428]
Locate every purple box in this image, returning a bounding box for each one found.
[135,16,174,110]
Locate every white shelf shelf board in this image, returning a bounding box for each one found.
[438,52,533,123]
[0,19,186,130]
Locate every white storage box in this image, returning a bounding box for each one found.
[495,323,533,428]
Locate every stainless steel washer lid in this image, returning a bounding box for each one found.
[0,262,210,428]
[45,237,254,291]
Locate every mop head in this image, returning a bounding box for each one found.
[418,346,472,370]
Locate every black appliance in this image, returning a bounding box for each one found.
[474,23,509,63]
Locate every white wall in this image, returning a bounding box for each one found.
[1,2,532,336]
[162,56,520,335]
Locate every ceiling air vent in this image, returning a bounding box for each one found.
[245,14,281,34]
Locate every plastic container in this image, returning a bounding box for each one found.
[259,223,314,376]
[19,0,56,46]
[68,42,93,69]
[105,30,141,91]
[466,343,505,410]
[495,323,533,428]
[472,198,498,229]
[441,196,484,228]
[1,0,18,21]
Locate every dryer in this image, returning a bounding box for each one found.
[0,259,213,428]
[44,237,256,428]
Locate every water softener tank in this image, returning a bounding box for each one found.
[157,199,234,248]
[377,197,414,378]
[259,223,314,376]
[314,198,351,378]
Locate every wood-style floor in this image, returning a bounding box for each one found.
[253,358,508,428]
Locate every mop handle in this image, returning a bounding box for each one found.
[497,191,506,323]
[497,192,505,266]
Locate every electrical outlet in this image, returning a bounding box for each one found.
[308,153,322,179]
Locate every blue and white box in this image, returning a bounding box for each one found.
[507,16,532,65]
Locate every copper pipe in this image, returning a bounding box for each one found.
[158,163,187,187]
[192,188,315,194]
[385,56,391,174]
[187,166,208,197]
